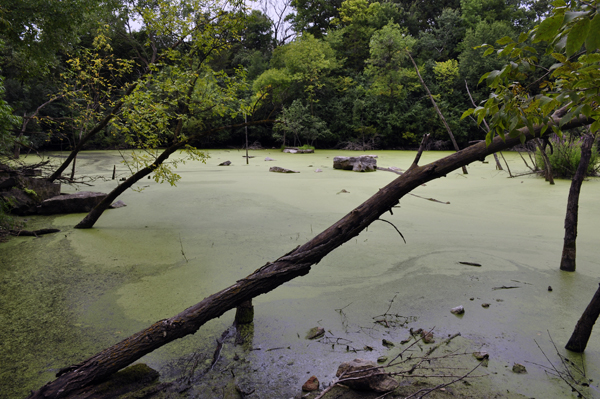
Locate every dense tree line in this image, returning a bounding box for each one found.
[0,0,556,155]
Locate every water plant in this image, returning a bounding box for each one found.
[535,135,599,179]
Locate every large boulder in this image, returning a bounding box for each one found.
[36,191,107,215]
[0,176,61,215]
[333,155,377,172]
[336,359,399,392]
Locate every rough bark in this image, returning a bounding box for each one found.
[74,120,274,229]
[29,115,592,399]
[559,133,594,272]
[566,283,600,352]
[409,52,467,174]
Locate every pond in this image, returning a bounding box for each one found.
[2,149,600,398]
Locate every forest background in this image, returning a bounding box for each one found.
[0,0,555,155]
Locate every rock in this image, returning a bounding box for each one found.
[512,363,527,374]
[450,305,465,315]
[548,286,553,292]
[482,303,490,308]
[109,200,127,209]
[219,161,232,166]
[306,327,325,340]
[283,147,314,153]
[377,356,388,363]
[0,176,61,215]
[269,166,300,173]
[382,339,394,348]
[314,168,323,173]
[37,191,107,215]
[264,157,276,161]
[336,359,399,392]
[421,331,435,344]
[333,155,377,172]
[302,376,319,391]
[473,351,489,360]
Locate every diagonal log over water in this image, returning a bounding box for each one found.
[29,115,592,398]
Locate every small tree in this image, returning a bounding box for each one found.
[274,99,330,147]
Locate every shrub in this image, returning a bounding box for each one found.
[535,135,599,179]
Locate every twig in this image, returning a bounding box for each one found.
[408,193,450,204]
[179,233,188,263]
[376,219,406,243]
[492,285,520,290]
[403,361,484,399]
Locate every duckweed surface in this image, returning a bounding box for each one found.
[2,149,600,398]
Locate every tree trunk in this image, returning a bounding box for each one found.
[29,115,593,398]
[409,52,467,174]
[566,283,600,352]
[74,120,274,229]
[536,138,555,184]
[559,133,594,272]
[47,84,136,183]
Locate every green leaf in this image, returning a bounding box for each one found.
[460,108,475,120]
[585,14,600,52]
[552,0,566,7]
[485,70,501,85]
[591,119,600,133]
[564,11,588,24]
[497,36,514,45]
[518,32,529,43]
[582,104,593,117]
[559,110,575,127]
[520,134,526,144]
[567,17,590,56]
[485,131,492,146]
[483,47,494,57]
[478,72,490,84]
[555,34,568,51]
[534,14,564,43]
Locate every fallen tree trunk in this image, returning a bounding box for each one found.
[29,115,592,398]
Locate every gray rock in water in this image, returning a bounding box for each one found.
[264,157,276,161]
[336,359,399,392]
[283,147,314,153]
[219,161,232,166]
[314,168,323,173]
[109,200,127,209]
[37,191,107,215]
[269,166,299,173]
[333,155,377,172]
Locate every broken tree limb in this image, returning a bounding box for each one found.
[74,119,275,229]
[29,114,593,399]
[408,53,467,174]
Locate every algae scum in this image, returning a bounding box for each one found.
[2,149,600,398]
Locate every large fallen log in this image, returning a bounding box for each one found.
[29,114,592,398]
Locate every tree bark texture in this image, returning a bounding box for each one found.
[566,283,600,352]
[409,52,467,174]
[559,133,594,272]
[30,115,593,398]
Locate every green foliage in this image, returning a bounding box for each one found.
[365,21,416,99]
[535,136,599,178]
[0,76,21,156]
[462,0,600,146]
[274,100,332,147]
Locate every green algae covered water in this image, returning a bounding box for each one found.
[2,149,600,398]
